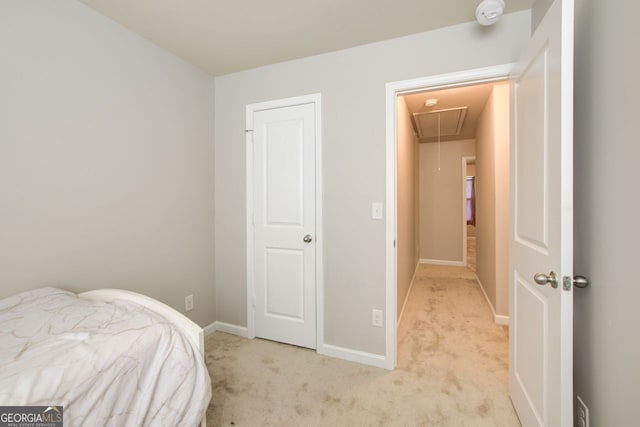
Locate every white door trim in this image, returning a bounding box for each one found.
[385,64,513,369]
[245,93,324,350]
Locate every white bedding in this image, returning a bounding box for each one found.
[0,287,211,426]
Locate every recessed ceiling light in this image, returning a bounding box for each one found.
[425,99,438,107]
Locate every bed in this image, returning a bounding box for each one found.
[0,287,211,426]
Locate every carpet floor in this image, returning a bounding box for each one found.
[204,264,520,426]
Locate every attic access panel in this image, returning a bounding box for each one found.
[412,107,468,139]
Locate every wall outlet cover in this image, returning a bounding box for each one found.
[372,309,383,327]
[185,294,194,312]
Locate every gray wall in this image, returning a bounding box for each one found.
[531,0,554,33]
[0,1,216,326]
[396,97,419,317]
[476,90,497,311]
[419,139,475,263]
[214,11,531,356]
[475,83,510,317]
[573,0,640,423]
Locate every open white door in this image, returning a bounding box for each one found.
[509,0,574,426]
[248,99,318,350]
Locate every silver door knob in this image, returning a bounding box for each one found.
[573,275,589,288]
[534,271,558,288]
[303,234,313,243]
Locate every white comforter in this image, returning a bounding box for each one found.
[0,287,211,426]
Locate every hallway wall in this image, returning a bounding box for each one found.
[418,139,475,264]
[475,83,510,318]
[396,97,419,317]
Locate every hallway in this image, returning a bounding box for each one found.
[467,224,477,272]
[397,263,518,425]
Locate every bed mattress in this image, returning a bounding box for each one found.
[0,287,211,426]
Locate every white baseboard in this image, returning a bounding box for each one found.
[495,315,509,325]
[203,322,217,336]
[204,321,249,338]
[207,322,392,369]
[474,274,509,326]
[319,344,390,370]
[420,258,465,267]
[398,262,420,327]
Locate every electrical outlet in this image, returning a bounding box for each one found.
[185,294,194,312]
[372,309,383,327]
[576,395,589,427]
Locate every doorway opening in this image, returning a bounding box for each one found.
[464,157,477,273]
[385,64,512,369]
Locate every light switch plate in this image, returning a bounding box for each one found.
[372,202,383,220]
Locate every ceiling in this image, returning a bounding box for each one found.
[79,0,533,76]
[402,81,507,143]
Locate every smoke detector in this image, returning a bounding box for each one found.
[476,0,505,26]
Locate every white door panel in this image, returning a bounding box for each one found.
[251,102,316,349]
[264,120,304,225]
[265,248,304,320]
[509,0,574,426]
[514,46,549,252]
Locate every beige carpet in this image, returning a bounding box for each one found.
[205,264,519,426]
[467,225,476,272]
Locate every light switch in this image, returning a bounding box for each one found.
[372,202,383,220]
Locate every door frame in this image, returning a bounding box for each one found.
[245,93,324,350]
[385,64,513,369]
